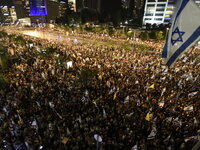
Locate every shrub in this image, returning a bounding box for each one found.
[92,27,104,34]
[114,29,124,37]
[149,31,157,39]
[83,23,93,32]
[127,31,134,38]
[102,29,109,35]
[108,28,115,36]
[156,31,165,40]
[139,31,149,40]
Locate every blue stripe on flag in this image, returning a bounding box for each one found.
[166,26,200,67]
[162,0,189,58]
[162,34,168,58]
[172,0,189,29]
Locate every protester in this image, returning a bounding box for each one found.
[0,29,199,150]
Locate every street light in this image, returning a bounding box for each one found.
[165,27,169,38]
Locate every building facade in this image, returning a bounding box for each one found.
[13,0,61,23]
[58,1,67,18]
[13,0,30,19]
[143,0,177,25]
[29,0,47,16]
[195,0,200,6]
[0,5,17,23]
[68,0,77,12]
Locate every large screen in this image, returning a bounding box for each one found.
[30,0,47,16]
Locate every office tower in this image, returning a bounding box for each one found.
[0,5,17,23]
[25,0,59,23]
[68,0,76,12]
[9,6,18,22]
[194,0,200,6]
[29,0,47,16]
[143,0,178,25]
[58,1,67,17]
[0,6,11,23]
[13,0,30,19]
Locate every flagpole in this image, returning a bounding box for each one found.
[192,140,200,150]
[96,141,99,150]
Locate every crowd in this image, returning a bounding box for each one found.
[0,29,199,150]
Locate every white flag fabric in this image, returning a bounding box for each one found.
[162,0,200,67]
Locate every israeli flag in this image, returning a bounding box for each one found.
[162,0,200,67]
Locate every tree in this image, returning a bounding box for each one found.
[145,23,151,29]
[152,23,157,29]
[156,31,164,40]
[139,31,149,40]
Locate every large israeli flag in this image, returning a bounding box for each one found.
[162,0,200,67]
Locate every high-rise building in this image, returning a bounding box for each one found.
[143,0,178,25]
[10,6,18,22]
[68,0,76,12]
[13,0,59,23]
[58,1,67,17]
[29,0,47,16]
[0,5,17,23]
[194,0,200,6]
[0,6,11,23]
[13,0,30,19]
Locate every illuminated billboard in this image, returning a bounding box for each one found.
[30,0,47,16]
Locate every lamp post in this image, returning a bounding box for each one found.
[165,27,169,38]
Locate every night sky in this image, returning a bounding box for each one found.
[0,0,122,13]
[101,0,121,13]
[0,0,13,6]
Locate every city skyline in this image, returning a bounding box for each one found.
[0,0,199,26]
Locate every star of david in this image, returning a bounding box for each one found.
[171,27,185,46]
